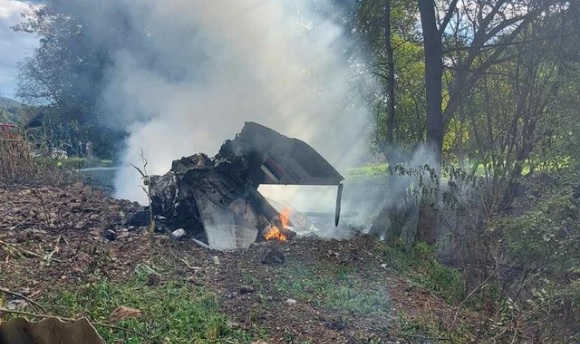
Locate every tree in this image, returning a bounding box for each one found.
[356,0,425,155]
[14,0,132,158]
[417,0,446,162]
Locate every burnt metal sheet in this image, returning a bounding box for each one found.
[232,122,344,186]
[193,191,259,250]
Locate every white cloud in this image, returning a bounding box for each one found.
[0,0,29,19]
[0,0,38,98]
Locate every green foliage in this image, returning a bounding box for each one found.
[14,2,127,158]
[41,273,256,343]
[494,190,580,275]
[490,184,580,339]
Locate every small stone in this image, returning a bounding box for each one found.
[171,228,186,239]
[285,298,297,306]
[239,285,255,294]
[117,231,129,239]
[104,229,117,241]
[213,256,220,265]
[146,273,161,286]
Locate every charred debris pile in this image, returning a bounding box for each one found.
[140,122,344,250]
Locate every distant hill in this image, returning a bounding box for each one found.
[0,96,23,123]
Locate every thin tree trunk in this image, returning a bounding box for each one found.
[417,0,443,245]
[385,0,395,145]
[418,0,444,163]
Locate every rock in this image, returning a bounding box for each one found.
[104,229,117,241]
[285,298,297,306]
[239,285,255,294]
[213,256,220,265]
[117,230,129,239]
[171,228,186,239]
[146,273,161,286]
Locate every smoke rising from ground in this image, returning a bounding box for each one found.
[98,0,377,207]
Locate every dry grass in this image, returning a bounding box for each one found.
[0,130,78,186]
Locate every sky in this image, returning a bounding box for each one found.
[0,0,37,99]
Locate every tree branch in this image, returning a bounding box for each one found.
[439,0,460,37]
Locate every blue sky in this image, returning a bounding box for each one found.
[0,0,38,99]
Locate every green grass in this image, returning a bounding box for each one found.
[379,242,465,304]
[270,259,390,316]
[60,157,113,169]
[37,269,258,343]
[349,157,572,180]
[35,157,113,169]
[347,163,389,178]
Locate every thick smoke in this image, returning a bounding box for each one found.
[97,0,377,208]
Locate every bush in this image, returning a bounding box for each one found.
[491,185,580,341]
[0,132,79,186]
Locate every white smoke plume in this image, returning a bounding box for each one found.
[99,0,378,207]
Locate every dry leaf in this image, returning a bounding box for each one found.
[109,306,143,323]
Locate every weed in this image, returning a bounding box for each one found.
[39,273,257,343]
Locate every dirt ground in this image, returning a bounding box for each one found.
[0,184,478,343]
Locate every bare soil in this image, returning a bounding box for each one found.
[0,184,478,343]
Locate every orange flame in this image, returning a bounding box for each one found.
[263,208,292,241]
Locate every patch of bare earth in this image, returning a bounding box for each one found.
[0,184,479,343]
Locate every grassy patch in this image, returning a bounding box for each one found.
[395,311,475,342]
[35,269,257,343]
[43,157,113,169]
[271,259,390,316]
[379,242,465,304]
[347,163,389,178]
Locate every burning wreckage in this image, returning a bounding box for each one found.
[143,122,344,250]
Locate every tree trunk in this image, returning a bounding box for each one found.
[418,0,444,163]
[416,0,443,245]
[385,0,396,145]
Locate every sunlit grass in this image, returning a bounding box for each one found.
[273,259,390,316]
[37,272,257,343]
